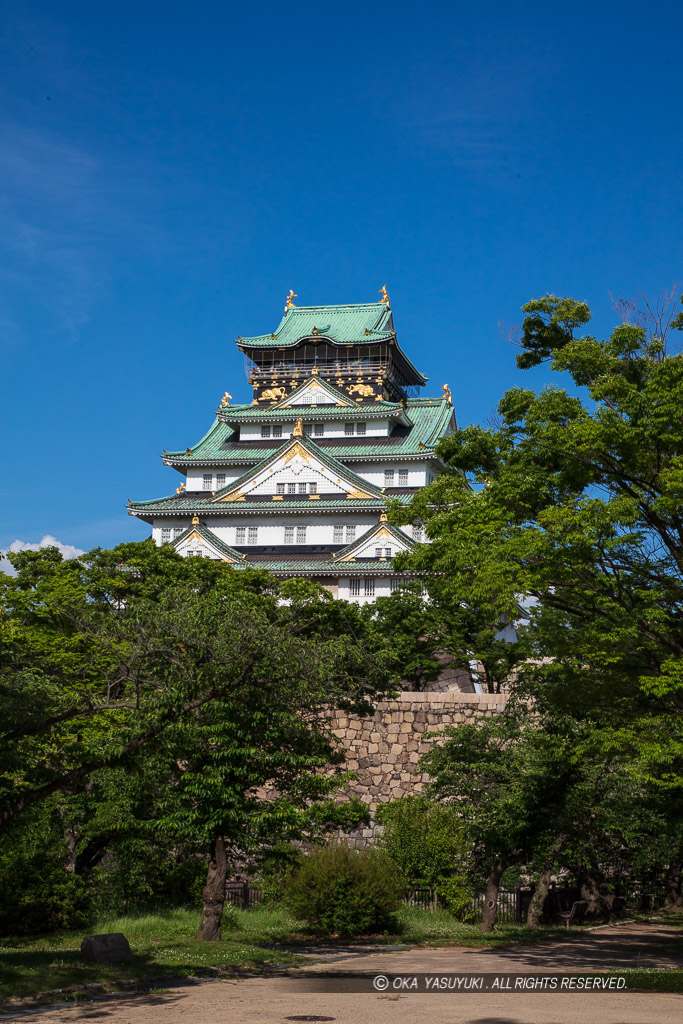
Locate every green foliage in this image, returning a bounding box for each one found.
[253,842,305,907]
[283,843,407,937]
[435,876,479,922]
[0,805,92,935]
[0,542,396,935]
[376,796,468,884]
[365,590,446,690]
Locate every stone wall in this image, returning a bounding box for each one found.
[331,690,507,845]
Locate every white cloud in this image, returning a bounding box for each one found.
[1,535,85,575]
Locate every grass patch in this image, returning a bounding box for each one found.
[0,907,308,1004]
[394,906,569,947]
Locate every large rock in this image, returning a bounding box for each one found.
[80,933,132,962]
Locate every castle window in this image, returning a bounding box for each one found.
[364,578,375,597]
[384,470,394,486]
[216,473,226,488]
[398,470,408,486]
[203,473,213,490]
[287,482,296,495]
[356,422,366,435]
[333,526,344,543]
[272,425,282,438]
[173,527,183,539]
[276,483,285,494]
[375,547,382,558]
[344,423,354,435]
[248,527,258,544]
[390,577,403,592]
[413,524,423,541]
[298,482,307,494]
[385,547,392,558]
[314,423,324,436]
[296,526,307,543]
[285,526,295,543]
[309,481,317,493]
[161,528,171,544]
[346,525,356,542]
[261,426,271,438]
[350,578,361,597]
[236,527,246,544]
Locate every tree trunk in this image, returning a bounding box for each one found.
[196,836,229,941]
[526,869,552,928]
[580,863,612,921]
[480,862,505,933]
[664,859,683,909]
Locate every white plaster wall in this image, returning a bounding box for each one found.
[346,462,428,487]
[185,467,243,490]
[338,575,398,604]
[210,514,380,548]
[152,520,194,544]
[248,460,346,496]
[239,418,391,440]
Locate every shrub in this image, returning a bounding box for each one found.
[376,796,469,885]
[254,842,305,907]
[436,875,479,922]
[283,843,406,937]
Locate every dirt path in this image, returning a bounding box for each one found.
[6,922,683,1024]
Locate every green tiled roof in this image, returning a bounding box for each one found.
[238,302,394,348]
[164,397,453,466]
[220,401,405,422]
[129,495,400,516]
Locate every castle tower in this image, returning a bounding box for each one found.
[128,291,455,602]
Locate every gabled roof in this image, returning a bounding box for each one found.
[238,301,395,348]
[270,376,355,407]
[209,432,386,504]
[172,522,246,562]
[163,396,453,467]
[332,517,415,563]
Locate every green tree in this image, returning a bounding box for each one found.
[1,545,395,937]
[398,292,683,782]
[376,795,467,885]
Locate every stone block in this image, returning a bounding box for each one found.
[81,933,132,963]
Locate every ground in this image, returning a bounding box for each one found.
[3,922,683,1024]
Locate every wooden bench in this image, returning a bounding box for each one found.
[557,899,588,927]
[610,895,626,916]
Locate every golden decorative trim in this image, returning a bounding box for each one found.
[380,512,388,523]
[441,383,452,405]
[308,493,320,500]
[176,482,186,494]
[260,386,286,401]
[218,490,246,502]
[285,289,297,310]
[192,515,200,525]
[379,284,390,306]
[346,486,374,499]
[311,366,319,375]
[376,527,391,540]
[272,494,284,501]
[292,416,304,437]
[186,530,201,543]
[284,442,310,464]
[220,391,232,407]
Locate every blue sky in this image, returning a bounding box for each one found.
[1,0,682,555]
